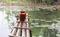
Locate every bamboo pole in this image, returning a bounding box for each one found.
[26,13,30,37]
[9,22,19,37]
[11,23,19,35]
[22,22,26,37]
[16,23,21,36]
[26,23,30,37]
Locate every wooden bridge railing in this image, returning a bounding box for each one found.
[9,13,32,37]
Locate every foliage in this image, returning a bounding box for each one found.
[4,0,31,3]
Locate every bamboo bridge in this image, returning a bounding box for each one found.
[9,13,32,37]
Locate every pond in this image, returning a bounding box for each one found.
[0,6,60,37]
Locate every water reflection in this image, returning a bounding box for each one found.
[0,11,11,37]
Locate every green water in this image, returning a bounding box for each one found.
[31,27,57,37]
[28,10,60,37]
[1,6,60,37]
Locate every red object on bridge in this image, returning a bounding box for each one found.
[19,11,26,22]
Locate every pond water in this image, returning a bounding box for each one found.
[0,11,10,37]
[0,7,60,37]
